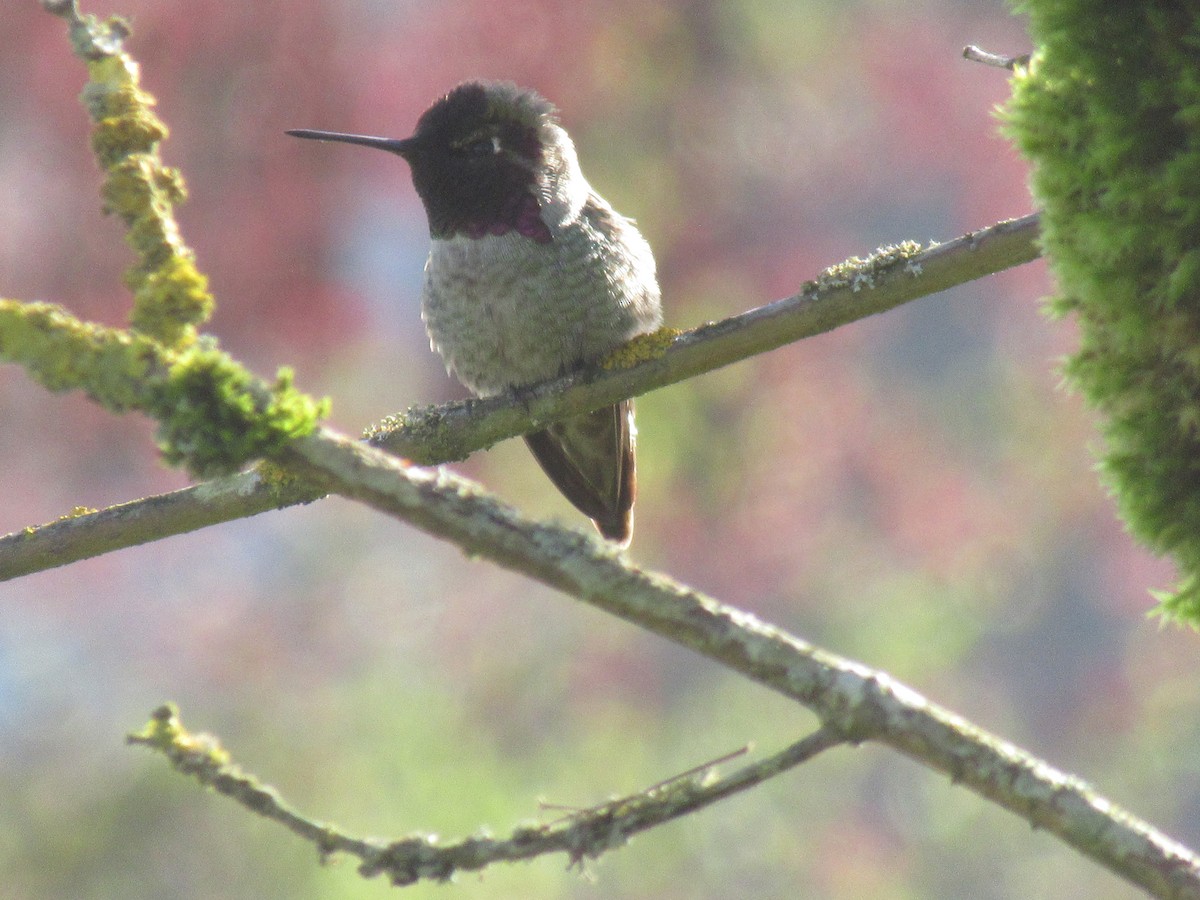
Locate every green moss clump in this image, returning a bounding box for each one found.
[149,351,329,478]
[1005,4,1200,620]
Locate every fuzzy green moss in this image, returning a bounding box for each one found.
[151,351,329,477]
[1005,4,1200,620]
[0,299,328,478]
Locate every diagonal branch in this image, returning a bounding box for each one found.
[114,422,1193,899]
[0,213,1040,581]
[0,469,323,581]
[129,703,845,884]
[276,425,1197,896]
[371,214,1040,461]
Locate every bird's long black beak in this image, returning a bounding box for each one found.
[286,129,418,157]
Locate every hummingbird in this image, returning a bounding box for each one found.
[288,81,662,546]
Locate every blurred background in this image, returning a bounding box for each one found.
[2,1,1194,897]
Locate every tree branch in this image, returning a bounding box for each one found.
[0,469,322,581]
[129,703,845,884]
[0,213,1040,581]
[14,5,1189,895]
[369,215,1040,460]
[263,424,1200,899]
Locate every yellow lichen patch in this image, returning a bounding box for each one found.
[0,299,327,478]
[602,326,682,370]
[91,80,157,121]
[0,299,160,411]
[90,112,167,168]
[75,30,212,349]
[127,704,234,770]
[155,166,187,204]
[126,705,178,750]
[131,255,213,349]
[100,155,159,221]
[817,241,925,293]
[84,43,138,82]
[62,506,99,519]
[254,459,310,496]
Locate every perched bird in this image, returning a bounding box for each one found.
[289,81,662,546]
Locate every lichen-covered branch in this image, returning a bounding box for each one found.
[0,2,329,480]
[143,424,1200,898]
[129,704,844,884]
[0,213,1039,580]
[0,468,322,582]
[366,215,1040,462]
[0,300,326,477]
[47,0,210,348]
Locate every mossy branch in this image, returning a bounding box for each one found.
[134,423,1200,897]
[2,1,328,479]
[49,0,210,348]
[0,300,326,478]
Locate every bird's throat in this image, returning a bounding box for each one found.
[439,191,551,244]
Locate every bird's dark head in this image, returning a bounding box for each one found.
[288,81,579,243]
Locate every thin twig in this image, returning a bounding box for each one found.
[963,44,1031,70]
[129,704,844,884]
[540,744,752,822]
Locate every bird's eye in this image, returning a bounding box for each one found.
[464,136,500,157]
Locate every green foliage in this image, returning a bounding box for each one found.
[1005,4,1200,620]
